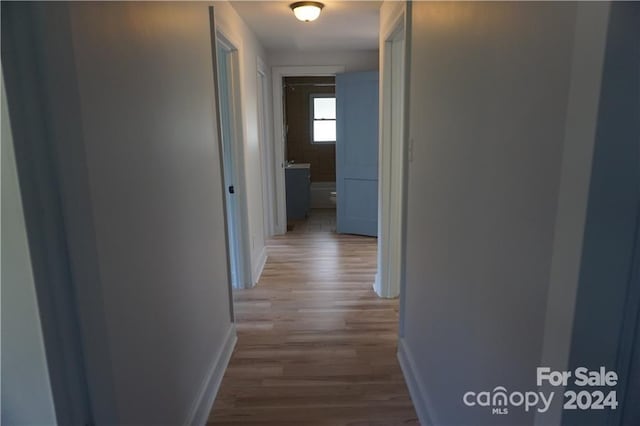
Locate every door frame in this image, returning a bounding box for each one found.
[376,5,410,300]
[214,29,253,290]
[272,65,345,234]
[257,57,275,237]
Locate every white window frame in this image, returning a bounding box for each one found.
[310,93,336,144]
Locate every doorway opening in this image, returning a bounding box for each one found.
[272,66,344,235]
[215,33,251,289]
[272,67,380,238]
[283,76,337,234]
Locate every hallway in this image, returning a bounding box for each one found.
[208,229,418,425]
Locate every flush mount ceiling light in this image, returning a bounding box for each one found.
[290,1,324,22]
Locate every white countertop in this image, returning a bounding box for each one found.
[286,163,311,169]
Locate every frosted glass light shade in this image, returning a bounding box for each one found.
[290,2,324,22]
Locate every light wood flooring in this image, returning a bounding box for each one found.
[208,215,418,425]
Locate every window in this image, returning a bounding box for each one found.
[311,94,336,143]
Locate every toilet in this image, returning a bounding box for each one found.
[329,191,337,205]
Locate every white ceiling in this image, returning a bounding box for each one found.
[229,1,381,51]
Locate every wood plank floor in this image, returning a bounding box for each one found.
[208,216,418,425]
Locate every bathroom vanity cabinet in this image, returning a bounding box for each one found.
[285,164,311,220]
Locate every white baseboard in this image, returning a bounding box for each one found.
[185,324,237,426]
[252,246,268,285]
[397,337,438,426]
[373,271,400,299]
[373,272,381,295]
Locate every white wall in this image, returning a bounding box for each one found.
[398,2,609,425]
[70,4,234,422]
[214,1,270,284]
[269,49,378,72]
[1,66,57,425]
[12,3,237,423]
